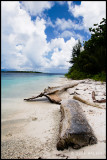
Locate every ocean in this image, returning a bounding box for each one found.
[1,72,64,120]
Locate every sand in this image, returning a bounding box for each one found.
[1,78,106,159]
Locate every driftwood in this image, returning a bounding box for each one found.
[92,91,106,103]
[57,99,97,150]
[92,91,96,101]
[95,99,106,103]
[23,80,104,151]
[73,95,105,109]
[24,82,79,104]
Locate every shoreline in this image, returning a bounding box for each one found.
[1,77,106,159]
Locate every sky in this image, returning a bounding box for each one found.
[1,1,106,73]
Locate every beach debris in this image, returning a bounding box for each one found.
[89,110,94,113]
[95,99,106,103]
[38,157,42,159]
[74,91,80,95]
[57,99,97,151]
[92,91,96,102]
[6,133,12,137]
[23,79,106,151]
[32,117,38,121]
[92,91,106,103]
[24,82,79,104]
[73,95,105,109]
[99,140,106,143]
[45,94,62,104]
[56,153,68,158]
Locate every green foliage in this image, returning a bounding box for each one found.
[66,18,106,81]
[92,72,106,81]
[69,39,82,64]
[65,70,106,82]
[65,70,89,80]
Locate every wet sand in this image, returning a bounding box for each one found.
[1,78,106,159]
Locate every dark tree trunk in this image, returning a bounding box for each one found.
[57,99,97,150]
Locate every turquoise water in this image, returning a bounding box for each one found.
[1,72,64,120]
[1,72,64,99]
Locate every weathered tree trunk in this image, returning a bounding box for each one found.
[57,99,97,150]
[45,94,62,104]
[24,82,79,104]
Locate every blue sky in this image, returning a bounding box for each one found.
[1,1,106,73]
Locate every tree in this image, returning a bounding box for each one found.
[69,39,82,64]
[84,18,106,72]
[66,18,106,81]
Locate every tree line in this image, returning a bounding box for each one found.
[65,18,106,81]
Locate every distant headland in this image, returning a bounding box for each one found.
[1,71,65,75]
[1,71,42,73]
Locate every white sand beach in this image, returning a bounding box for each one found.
[1,78,106,159]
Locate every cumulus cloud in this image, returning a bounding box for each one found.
[68,1,106,30]
[59,30,84,42]
[48,37,77,69]
[20,1,53,16]
[2,1,78,72]
[1,1,49,70]
[56,1,66,5]
[55,18,84,31]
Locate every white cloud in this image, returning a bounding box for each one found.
[20,1,53,16]
[48,37,77,68]
[1,1,78,72]
[59,30,84,42]
[46,17,55,27]
[55,18,84,31]
[56,1,66,5]
[60,30,73,38]
[1,1,50,70]
[68,1,106,30]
